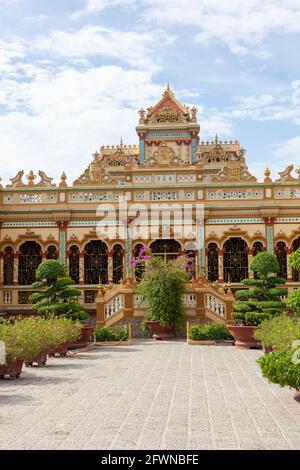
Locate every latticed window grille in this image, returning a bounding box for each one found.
[292,237,300,281]
[18,241,42,285]
[69,245,80,284]
[276,241,287,279]
[207,243,218,282]
[84,240,108,284]
[113,244,123,284]
[150,239,181,261]
[223,237,248,282]
[46,245,58,260]
[3,246,14,285]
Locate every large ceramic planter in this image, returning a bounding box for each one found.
[48,342,69,357]
[293,391,300,403]
[25,350,48,367]
[146,321,174,340]
[0,358,24,379]
[227,325,258,349]
[68,325,95,350]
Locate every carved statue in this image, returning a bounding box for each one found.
[276,164,296,182]
[145,141,183,167]
[6,170,25,187]
[36,170,56,187]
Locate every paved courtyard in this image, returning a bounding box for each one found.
[0,340,300,450]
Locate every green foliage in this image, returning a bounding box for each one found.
[254,315,300,350]
[30,260,88,321]
[94,326,128,342]
[0,316,82,362]
[233,253,286,326]
[250,252,279,279]
[188,323,232,341]
[138,257,189,330]
[257,349,300,391]
[287,288,300,315]
[288,247,300,271]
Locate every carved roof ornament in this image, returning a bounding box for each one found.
[211,160,257,183]
[264,167,272,183]
[73,154,114,185]
[199,136,246,164]
[59,171,67,187]
[6,170,26,187]
[276,164,296,182]
[36,170,56,187]
[145,141,183,167]
[296,167,300,180]
[27,170,36,187]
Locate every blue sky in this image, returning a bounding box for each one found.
[0,0,300,184]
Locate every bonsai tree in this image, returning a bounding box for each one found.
[232,252,287,326]
[30,260,88,321]
[287,247,300,315]
[134,250,189,332]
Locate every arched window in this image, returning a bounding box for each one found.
[223,238,248,282]
[69,245,80,284]
[113,244,123,284]
[134,244,145,282]
[276,241,287,279]
[18,241,42,285]
[46,245,58,260]
[292,237,300,281]
[150,239,181,261]
[3,246,14,285]
[84,240,108,284]
[207,243,218,282]
[252,241,264,279]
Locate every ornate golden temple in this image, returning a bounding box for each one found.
[1,87,299,330]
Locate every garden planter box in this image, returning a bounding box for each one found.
[0,358,24,379]
[146,321,174,340]
[68,326,95,350]
[187,340,216,345]
[48,342,69,357]
[228,325,258,349]
[25,350,48,367]
[94,339,131,347]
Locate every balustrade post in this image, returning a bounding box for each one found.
[95,290,105,326]
[124,288,134,318]
[195,288,205,317]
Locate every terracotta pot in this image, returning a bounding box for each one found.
[0,358,24,379]
[48,342,69,357]
[263,345,274,354]
[293,391,300,403]
[227,325,258,349]
[146,321,174,340]
[68,325,95,349]
[25,350,48,367]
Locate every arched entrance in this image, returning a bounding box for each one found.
[150,239,181,261]
[84,240,108,284]
[223,237,248,282]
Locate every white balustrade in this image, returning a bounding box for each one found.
[3,291,12,304]
[205,294,226,318]
[133,294,145,309]
[184,293,196,308]
[104,294,124,318]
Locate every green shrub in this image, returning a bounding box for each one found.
[188,323,232,341]
[244,312,270,326]
[94,326,128,342]
[250,252,279,279]
[257,349,300,391]
[254,316,300,350]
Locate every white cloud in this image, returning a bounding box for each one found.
[85,0,135,11]
[274,135,300,168]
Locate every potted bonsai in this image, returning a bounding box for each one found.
[30,260,89,352]
[258,348,300,403]
[132,248,189,340]
[229,252,287,349]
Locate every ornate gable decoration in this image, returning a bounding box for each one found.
[212,160,257,183]
[145,141,183,167]
[73,156,113,186]
[276,164,297,182]
[198,136,245,164]
[139,86,197,126]
[6,170,56,187]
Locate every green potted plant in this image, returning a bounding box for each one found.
[30,260,89,351]
[229,252,287,348]
[254,316,300,353]
[188,323,233,345]
[94,326,129,343]
[258,348,300,403]
[47,317,82,357]
[132,248,189,339]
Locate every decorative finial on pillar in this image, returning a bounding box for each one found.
[264,167,272,183]
[215,133,219,144]
[59,171,67,187]
[120,137,123,148]
[27,170,36,187]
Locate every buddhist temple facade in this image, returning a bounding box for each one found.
[0,87,300,329]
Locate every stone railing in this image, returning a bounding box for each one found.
[104,294,125,319]
[184,292,196,308]
[204,293,227,319]
[133,294,145,309]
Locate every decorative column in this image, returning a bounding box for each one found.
[108,250,113,284]
[286,247,293,282]
[41,250,47,260]
[79,251,85,285]
[217,248,224,282]
[264,217,275,255]
[58,221,68,266]
[124,220,133,282]
[196,219,206,279]
[0,251,4,286]
[13,252,19,285]
[246,247,254,278]
[191,137,198,164]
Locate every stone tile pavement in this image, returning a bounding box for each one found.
[0,340,300,450]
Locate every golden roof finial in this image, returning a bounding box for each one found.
[215,133,219,144]
[264,167,272,183]
[27,170,36,187]
[120,137,123,148]
[59,171,67,187]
